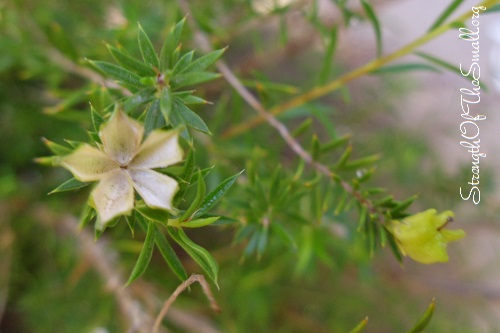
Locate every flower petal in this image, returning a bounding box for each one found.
[400,235,449,264]
[92,169,134,226]
[441,229,466,242]
[129,169,178,211]
[100,111,144,166]
[60,144,118,182]
[130,129,183,169]
[432,210,454,229]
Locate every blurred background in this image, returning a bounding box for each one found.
[1,0,499,332]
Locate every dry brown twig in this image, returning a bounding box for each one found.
[32,205,225,333]
[152,274,221,333]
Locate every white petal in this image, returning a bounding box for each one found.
[60,144,118,182]
[129,169,178,211]
[92,169,134,225]
[130,129,183,169]
[100,111,144,166]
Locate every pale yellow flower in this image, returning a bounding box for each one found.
[60,110,183,229]
[389,209,465,264]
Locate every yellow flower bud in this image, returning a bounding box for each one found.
[388,209,465,264]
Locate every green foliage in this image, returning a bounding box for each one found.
[3,0,494,332]
[407,299,436,333]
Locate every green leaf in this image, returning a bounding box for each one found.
[171,99,210,134]
[415,52,489,91]
[127,219,156,285]
[372,63,440,74]
[172,50,194,75]
[49,177,89,194]
[269,166,282,203]
[367,219,376,256]
[90,104,105,133]
[343,154,381,171]
[135,215,187,282]
[181,48,226,73]
[244,228,260,257]
[319,26,338,84]
[144,99,165,135]
[310,103,338,138]
[321,134,351,152]
[107,44,156,76]
[384,226,403,263]
[407,299,435,333]
[125,216,136,237]
[136,203,171,224]
[194,170,244,218]
[88,60,144,88]
[63,139,84,149]
[292,118,313,137]
[79,204,95,230]
[181,149,196,180]
[154,226,188,282]
[201,214,240,226]
[332,145,352,170]
[137,23,159,69]
[175,149,195,205]
[34,156,56,166]
[311,135,321,160]
[374,195,395,207]
[170,46,181,69]
[181,216,220,228]
[179,171,206,221]
[45,22,79,61]
[160,18,186,71]
[42,138,73,155]
[160,88,173,124]
[270,222,297,249]
[357,206,368,232]
[43,88,89,115]
[88,86,113,113]
[356,167,376,183]
[348,317,369,333]
[181,94,210,105]
[257,226,269,258]
[363,187,386,195]
[167,226,219,286]
[361,0,382,57]
[334,189,347,216]
[428,0,464,32]
[172,72,221,89]
[123,88,156,112]
[390,194,418,215]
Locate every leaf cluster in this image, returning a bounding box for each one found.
[38,21,239,287]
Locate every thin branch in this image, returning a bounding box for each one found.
[32,205,225,333]
[221,0,497,138]
[46,48,132,96]
[19,11,131,97]
[41,208,156,333]
[153,274,220,333]
[179,0,375,212]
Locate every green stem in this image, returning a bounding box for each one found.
[222,0,495,139]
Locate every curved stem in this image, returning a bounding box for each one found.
[152,274,220,333]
